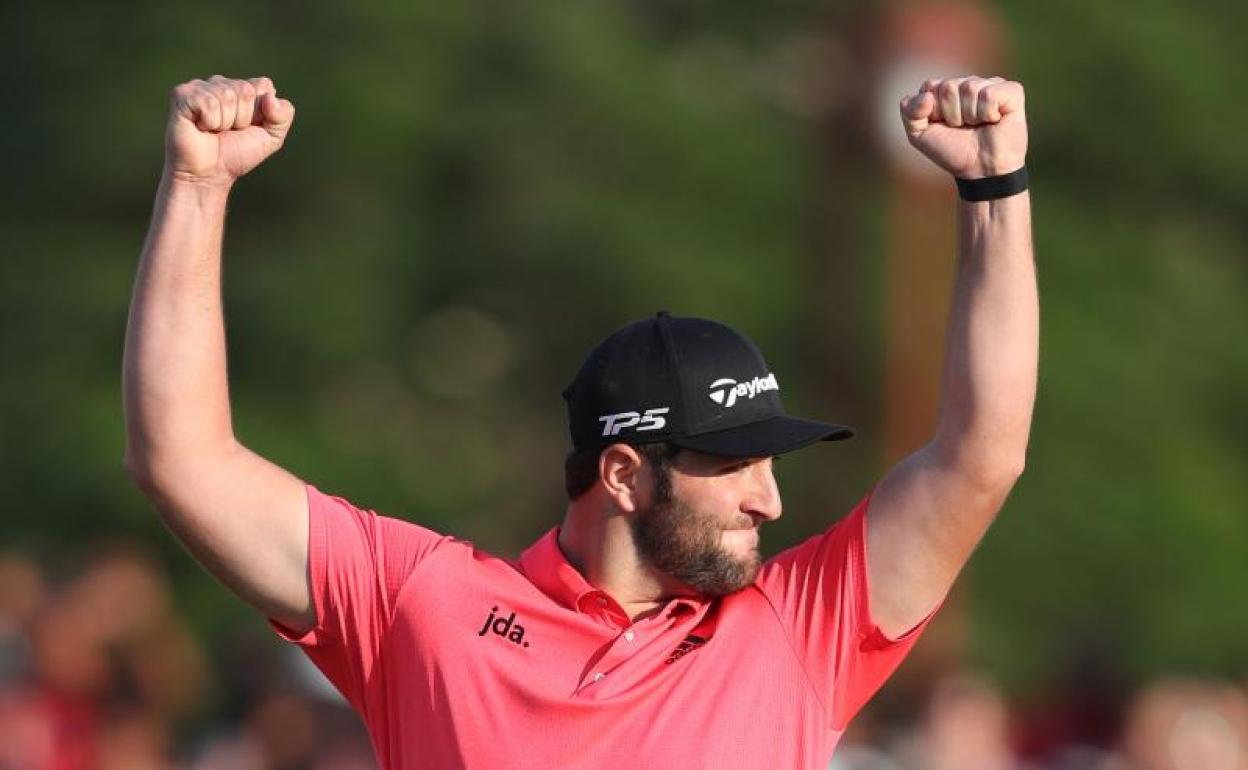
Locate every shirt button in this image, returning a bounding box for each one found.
[593,672,605,682]
[623,630,635,643]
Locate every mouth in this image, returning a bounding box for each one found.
[722,528,759,549]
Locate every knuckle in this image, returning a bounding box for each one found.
[940,80,959,97]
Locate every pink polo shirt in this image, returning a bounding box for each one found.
[273,485,932,769]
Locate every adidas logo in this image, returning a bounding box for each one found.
[665,634,708,665]
[707,373,779,408]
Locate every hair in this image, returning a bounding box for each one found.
[564,441,680,500]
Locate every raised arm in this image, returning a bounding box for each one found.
[123,76,314,633]
[866,77,1037,638]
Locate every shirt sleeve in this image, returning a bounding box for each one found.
[755,490,936,729]
[270,484,450,712]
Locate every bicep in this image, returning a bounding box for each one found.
[866,442,1018,638]
[141,441,313,633]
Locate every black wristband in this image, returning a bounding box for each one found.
[955,166,1029,202]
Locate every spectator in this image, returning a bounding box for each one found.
[1115,678,1248,770]
[894,671,1025,770]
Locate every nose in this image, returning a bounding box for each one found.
[743,459,782,522]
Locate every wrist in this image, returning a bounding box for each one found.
[955,166,1029,202]
[963,149,1027,179]
[160,168,235,203]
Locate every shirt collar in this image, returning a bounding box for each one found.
[518,528,704,625]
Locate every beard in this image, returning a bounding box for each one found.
[630,469,762,597]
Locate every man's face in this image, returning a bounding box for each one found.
[630,452,782,596]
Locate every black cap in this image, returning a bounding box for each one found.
[562,312,853,458]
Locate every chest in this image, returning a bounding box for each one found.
[369,561,833,768]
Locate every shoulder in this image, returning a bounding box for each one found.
[758,498,869,580]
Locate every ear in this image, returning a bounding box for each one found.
[598,443,645,513]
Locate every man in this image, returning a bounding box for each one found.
[123,73,1034,769]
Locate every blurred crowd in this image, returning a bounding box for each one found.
[0,551,373,770]
[2,549,1244,770]
[833,672,1248,770]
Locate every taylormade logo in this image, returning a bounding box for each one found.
[708,373,778,408]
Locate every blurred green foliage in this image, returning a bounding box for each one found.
[1,0,1244,689]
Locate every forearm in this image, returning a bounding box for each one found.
[933,190,1037,482]
[123,174,237,482]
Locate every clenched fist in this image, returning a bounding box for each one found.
[900,77,1026,179]
[165,75,295,187]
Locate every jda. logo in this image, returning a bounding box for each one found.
[478,605,531,648]
[707,373,779,408]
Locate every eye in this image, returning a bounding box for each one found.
[719,460,757,475]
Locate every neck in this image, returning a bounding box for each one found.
[558,500,694,622]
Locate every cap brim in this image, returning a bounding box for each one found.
[670,415,854,458]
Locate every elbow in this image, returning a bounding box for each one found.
[1010,452,1026,480]
[122,442,205,500]
[124,437,240,500]
[995,454,1026,494]
[968,451,1026,497]
[984,446,1026,484]
[935,438,1027,496]
[123,448,161,497]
